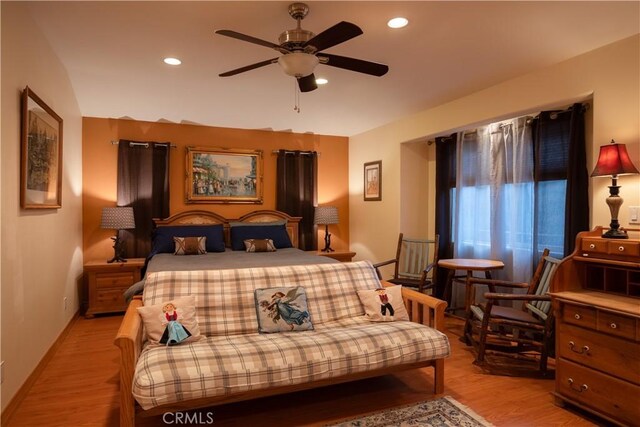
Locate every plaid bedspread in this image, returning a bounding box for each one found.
[143,261,382,336]
[133,316,450,410]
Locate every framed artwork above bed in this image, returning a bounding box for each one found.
[185,147,263,204]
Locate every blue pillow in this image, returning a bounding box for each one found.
[230,224,293,250]
[152,224,226,254]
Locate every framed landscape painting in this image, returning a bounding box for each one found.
[364,160,382,201]
[21,86,63,209]
[186,147,263,204]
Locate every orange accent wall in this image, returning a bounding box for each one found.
[82,117,349,262]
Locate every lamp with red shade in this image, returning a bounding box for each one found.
[591,140,640,239]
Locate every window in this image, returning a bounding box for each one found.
[435,103,588,283]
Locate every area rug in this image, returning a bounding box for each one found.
[327,396,494,427]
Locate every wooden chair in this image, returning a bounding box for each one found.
[465,249,561,375]
[373,233,439,293]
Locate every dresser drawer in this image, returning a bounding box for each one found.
[558,323,640,384]
[561,303,597,329]
[581,238,608,254]
[597,310,637,340]
[607,240,640,257]
[95,271,136,289]
[556,358,640,426]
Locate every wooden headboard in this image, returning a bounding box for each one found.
[152,210,302,249]
[233,210,301,249]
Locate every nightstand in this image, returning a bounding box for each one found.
[316,251,356,262]
[84,258,145,317]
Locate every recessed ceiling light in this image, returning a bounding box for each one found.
[387,17,408,29]
[163,57,182,65]
[316,78,328,85]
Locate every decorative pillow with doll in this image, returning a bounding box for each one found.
[137,295,201,345]
[357,286,410,322]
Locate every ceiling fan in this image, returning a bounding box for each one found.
[215,2,389,93]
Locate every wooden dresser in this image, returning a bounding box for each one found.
[84,259,144,318]
[550,227,640,426]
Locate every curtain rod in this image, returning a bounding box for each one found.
[426,102,591,145]
[110,140,177,148]
[271,150,320,156]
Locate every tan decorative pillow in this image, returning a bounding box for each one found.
[173,236,207,255]
[244,238,277,252]
[356,285,410,322]
[137,295,201,345]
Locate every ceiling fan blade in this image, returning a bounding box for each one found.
[297,74,318,92]
[320,53,389,77]
[219,58,278,77]
[303,21,363,53]
[215,29,286,53]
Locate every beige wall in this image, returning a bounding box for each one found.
[1,3,83,410]
[350,35,640,266]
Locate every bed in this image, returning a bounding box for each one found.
[125,209,337,299]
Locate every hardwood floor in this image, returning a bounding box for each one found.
[6,314,604,426]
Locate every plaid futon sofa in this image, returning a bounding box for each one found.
[121,260,451,421]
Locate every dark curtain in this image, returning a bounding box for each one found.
[434,134,457,298]
[276,150,318,250]
[117,140,170,258]
[532,103,589,258]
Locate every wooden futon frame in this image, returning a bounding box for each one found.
[115,285,447,426]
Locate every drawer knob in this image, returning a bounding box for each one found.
[567,378,588,393]
[618,246,625,252]
[589,244,596,249]
[574,314,581,320]
[610,322,617,329]
[568,341,590,355]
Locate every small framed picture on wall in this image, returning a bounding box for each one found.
[21,86,63,209]
[364,160,382,201]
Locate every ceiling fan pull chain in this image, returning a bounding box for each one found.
[294,79,301,113]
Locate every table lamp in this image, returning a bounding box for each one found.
[591,140,639,239]
[314,206,339,252]
[101,206,136,262]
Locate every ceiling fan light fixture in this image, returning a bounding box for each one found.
[278,52,319,77]
[387,17,408,29]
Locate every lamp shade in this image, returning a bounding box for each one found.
[101,207,135,230]
[591,140,640,177]
[314,206,339,225]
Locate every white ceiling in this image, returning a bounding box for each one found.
[26,1,639,136]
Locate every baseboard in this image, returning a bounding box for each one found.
[1,310,80,426]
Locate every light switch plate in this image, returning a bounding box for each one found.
[629,206,639,224]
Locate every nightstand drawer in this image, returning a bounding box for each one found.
[94,289,127,310]
[597,310,637,340]
[95,272,136,289]
[556,358,640,426]
[558,323,640,384]
[561,303,597,329]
